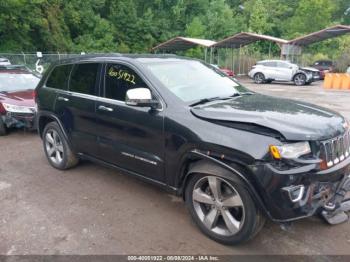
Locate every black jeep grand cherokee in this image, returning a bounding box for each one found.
[36,54,350,245]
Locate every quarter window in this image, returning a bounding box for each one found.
[69,63,99,95]
[46,64,73,90]
[104,64,149,101]
[264,62,277,67]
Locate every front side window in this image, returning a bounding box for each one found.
[69,63,99,95]
[104,64,149,101]
[141,59,239,102]
[46,64,73,90]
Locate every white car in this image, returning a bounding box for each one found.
[0,58,11,66]
[248,60,320,86]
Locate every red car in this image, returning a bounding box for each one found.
[311,60,334,80]
[211,64,235,77]
[219,67,235,77]
[0,66,40,135]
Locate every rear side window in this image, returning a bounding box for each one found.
[264,62,277,67]
[277,62,290,68]
[104,63,149,101]
[46,64,73,90]
[69,63,99,95]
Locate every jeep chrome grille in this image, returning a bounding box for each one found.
[320,130,350,168]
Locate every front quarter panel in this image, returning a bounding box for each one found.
[164,108,281,187]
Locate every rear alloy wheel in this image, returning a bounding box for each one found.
[43,122,79,170]
[0,118,7,136]
[254,73,265,84]
[185,174,265,245]
[294,73,307,86]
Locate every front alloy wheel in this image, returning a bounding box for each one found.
[185,173,265,245]
[192,176,245,236]
[294,73,306,86]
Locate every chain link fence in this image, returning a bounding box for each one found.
[0,53,84,73]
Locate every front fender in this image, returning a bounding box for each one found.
[180,150,272,220]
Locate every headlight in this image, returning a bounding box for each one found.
[2,103,35,113]
[270,142,311,159]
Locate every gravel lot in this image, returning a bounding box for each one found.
[1,79,350,255]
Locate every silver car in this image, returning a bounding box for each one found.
[0,58,11,66]
[248,60,319,86]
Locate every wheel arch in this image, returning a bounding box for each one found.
[292,71,307,80]
[253,72,265,78]
[178,150,271,219]
[37,112,70,143]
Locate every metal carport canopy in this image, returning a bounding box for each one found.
[288,25,350,46]
[212,32,288,48]
[151,37,216,52]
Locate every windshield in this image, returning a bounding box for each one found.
[143,60,240,102]
[0,73,40,92]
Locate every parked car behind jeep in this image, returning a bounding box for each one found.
[248,60,320,85]
[312,60,334,79]
[0,65,39,135]
[36,54,350,245]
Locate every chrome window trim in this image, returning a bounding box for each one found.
[43,86,164,112]
[43,60,166,112]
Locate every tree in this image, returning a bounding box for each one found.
[185,17,205,38]
[246,0,271,34]
[286,0,336,37]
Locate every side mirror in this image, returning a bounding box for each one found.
[126,88,159,109]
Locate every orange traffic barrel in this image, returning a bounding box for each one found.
[324,73,333,89]
[332,74,342,89]
[323,73,333,89]
[340,74,350,90]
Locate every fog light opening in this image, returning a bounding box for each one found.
[283,185,305,203]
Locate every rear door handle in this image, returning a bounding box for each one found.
[57,96,69,102]
[98,105,114,112]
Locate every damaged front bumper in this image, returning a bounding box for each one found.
[320,175,350,224]
[1,111,37,130]
[250,156,350,223]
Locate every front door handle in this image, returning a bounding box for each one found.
[57,96,69,102]
[98,105,114,112]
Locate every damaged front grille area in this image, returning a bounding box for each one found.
[320,129,350,168]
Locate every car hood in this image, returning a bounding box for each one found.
[190,94,346,141]
[0,89,35,107]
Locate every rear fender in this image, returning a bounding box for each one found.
[37,111,70,144]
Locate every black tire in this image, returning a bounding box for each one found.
[185,173,265,245]
[293,73,307,86]
[253,73,265,84]
[265,80,273,84]
[0,118,7,136]
[42,121,79,170]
